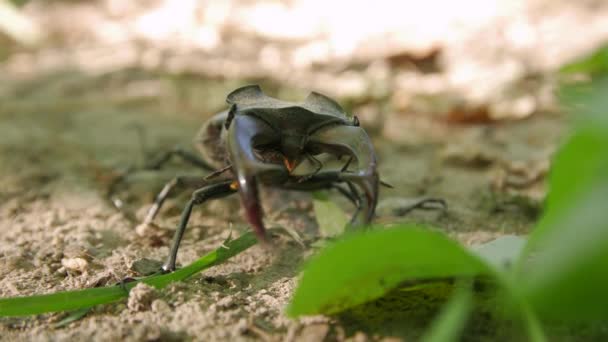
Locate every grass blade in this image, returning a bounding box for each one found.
[420,283,473,342]
[53,308,91,328]
[0,231,258,316]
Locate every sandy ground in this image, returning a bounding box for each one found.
[0,71,566,340]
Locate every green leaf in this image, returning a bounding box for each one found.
[287,226,494,317]
[0,231,258,317]
[420,283,473,342]
[312,191,349,237]
[518,121,608,320]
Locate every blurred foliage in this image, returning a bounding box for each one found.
[8,0,29,7]
[289,45,608,340]
[561,45,608,76]
[519,51,608,319]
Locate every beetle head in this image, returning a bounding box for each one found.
[281,134,306,172]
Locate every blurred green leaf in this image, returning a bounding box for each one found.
[287,226,494,317]
[561,45,608,75]
[520,300,547,342]
[518,112,608,319]
[559,76,608,126]
[312,191,349,237]
[420,284,473,342]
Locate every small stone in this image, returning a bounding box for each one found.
[55,267,67,276]
[129,258,163,276]
[128,283,157,312]
[299,324,330,342]
[61,257,88,273]
[151,299,171,313]
[215,295,235,309]
[235,318,248,334]
[351,331,369,342]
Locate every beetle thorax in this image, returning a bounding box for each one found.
[281,133,306,163]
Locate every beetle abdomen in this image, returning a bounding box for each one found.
[193,110,229,169]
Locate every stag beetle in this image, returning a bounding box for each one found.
[111,85,442,272]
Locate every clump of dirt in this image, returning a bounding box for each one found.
[128,283,158,312]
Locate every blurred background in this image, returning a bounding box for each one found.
[3,0,607,122]
[1,0,607,340]
[2,0,606,218]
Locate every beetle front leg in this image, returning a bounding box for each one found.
[308,125,379,225]
[226,115,288,242]
[163,180,237,272]
[142,175,213,226]
[332,182,363,225]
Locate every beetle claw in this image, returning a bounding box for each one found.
[341,171,379,224]
[308,125,379,226]
[227,114,289,242]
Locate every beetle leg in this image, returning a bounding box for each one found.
[163,180,237,272]
[226,115,288,242]
[332,181,363,225]
[307,154,324,175]
[380,180,394,188]
[341,156,354,172]
[296,153,324,183]
[142,175,215,226]
[107,146,217,217]
[393,198,447,216]
[204,164,232,180]
[145,146,216,171]
[308,125,379,225]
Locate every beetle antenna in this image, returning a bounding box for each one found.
[204,164,233,180]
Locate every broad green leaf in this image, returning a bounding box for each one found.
[287,226,494,317]
[523,77,608,259]
[0,231,258,316]
[420,284,473,342]
[521,181,608,319]
[312,191,349,237]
